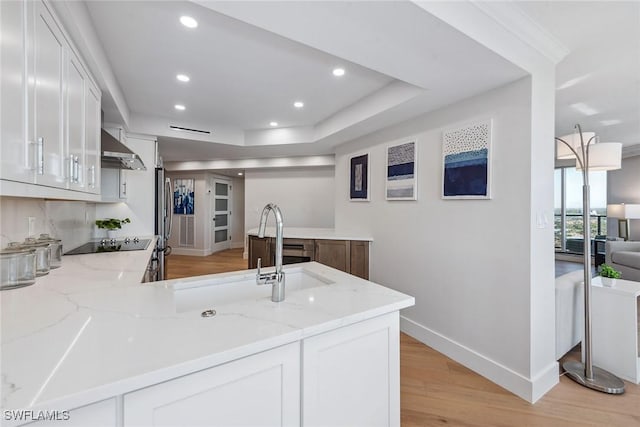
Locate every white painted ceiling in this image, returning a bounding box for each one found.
[85,1,394,130]
[82,1,640,162]
[84,0,529,162]
[517,1,640,148]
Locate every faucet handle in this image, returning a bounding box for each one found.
[257,257,262,275]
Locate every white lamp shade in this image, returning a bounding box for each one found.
[607,203,640,219]
[556,131,596,159]
[575,142,622,171]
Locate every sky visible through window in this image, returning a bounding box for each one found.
[555,168,607,212]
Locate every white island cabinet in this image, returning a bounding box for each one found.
[3,262,413,427]
[124,343,301,426]
[303,312,400,427]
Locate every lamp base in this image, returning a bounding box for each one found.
[563,360,625,394]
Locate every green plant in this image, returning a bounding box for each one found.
[598,264,622,279]
[95,218,131,230]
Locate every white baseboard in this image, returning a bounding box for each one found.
[400,316,558,403]
[170,247,209,256]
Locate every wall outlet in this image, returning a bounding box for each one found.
[27,217,36,237]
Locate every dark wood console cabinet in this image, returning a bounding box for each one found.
[248,236,369,279]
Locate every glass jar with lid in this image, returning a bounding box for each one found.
[11,239,51,276]
[36,234,63,269]
[1,247,37,290]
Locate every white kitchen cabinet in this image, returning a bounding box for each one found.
[123,343,301,426]
[0,0,102,199]
[27,0,66,189]
[0,1,32,183]
[17,398,117,427]
[65,52,86,191]
[302,312,401,427]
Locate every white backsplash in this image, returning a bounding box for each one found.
[0,197,96,251]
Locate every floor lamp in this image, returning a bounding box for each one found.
[555,124,625,394]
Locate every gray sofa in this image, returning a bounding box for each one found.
[605,241,640,282]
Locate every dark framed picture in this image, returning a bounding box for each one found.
[350,153,370,201]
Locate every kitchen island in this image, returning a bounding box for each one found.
[1,243,413,426]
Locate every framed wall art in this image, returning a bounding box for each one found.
[386,141,417,201]
[174,178,195,214]
[442,119,492,199]
[350,153,370,201]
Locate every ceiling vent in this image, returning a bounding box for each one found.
[169,125,211,134]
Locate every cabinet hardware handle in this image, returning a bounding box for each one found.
[74,156,80,183]
[89,165,95,188]
[36,137,44,175]
[68,156,74,182]
[122,182,127,195]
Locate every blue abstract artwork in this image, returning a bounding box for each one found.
[386,141,417,200]
[174,178,195,214]
[442,121,491,199]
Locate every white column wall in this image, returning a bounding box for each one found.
[335,77,556,402]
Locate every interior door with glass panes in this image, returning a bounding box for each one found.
[211,180,231,252]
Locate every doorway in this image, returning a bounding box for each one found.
[211,179,231,253]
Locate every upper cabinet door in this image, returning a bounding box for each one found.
[28,0,66,189]
[0,1,32,183]
[85,81,101,194]
[66,54,86,191]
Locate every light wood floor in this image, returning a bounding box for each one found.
[167,250,640,426]
[166,248,247,279]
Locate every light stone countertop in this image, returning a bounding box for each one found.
[247,227,373,241]
[0,238,412,416]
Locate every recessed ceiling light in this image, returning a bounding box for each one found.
[293,101,304,108]
[332,68,345,77]
[600,119,622,126]
[237,172,244,176]
[176,74,190,82]
[269,121,278,127]
[174,104,186,111]
[570,102,598,116]
[180,16,198,28]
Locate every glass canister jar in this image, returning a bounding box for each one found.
[12,239,51,276]
[36,234,63,269]
[0,247,37,290]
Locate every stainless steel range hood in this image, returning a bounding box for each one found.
[101,129,146,170]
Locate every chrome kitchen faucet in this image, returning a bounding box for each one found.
[256,203,285,302]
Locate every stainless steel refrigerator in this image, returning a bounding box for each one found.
[155,162,173,280]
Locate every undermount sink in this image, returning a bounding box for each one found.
[172,267,334,313]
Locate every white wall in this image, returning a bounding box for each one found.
[96,136,156,238]
[607,155,640,240]
[334,77,557,402]
[0,197,96,252]
[244,167,335,236]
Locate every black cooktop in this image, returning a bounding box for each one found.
[65,238,151,255]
